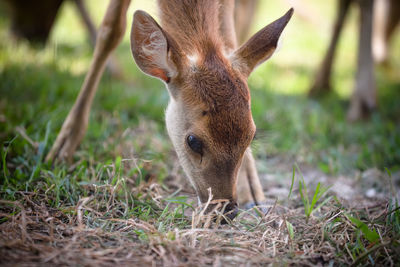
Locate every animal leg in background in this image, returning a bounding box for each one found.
[347,0,376,121]
[309,0,352,95]
[373,0,400,65]
[73,0,125,79]
[46,0,131,162]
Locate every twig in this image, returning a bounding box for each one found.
[15,126,38,149]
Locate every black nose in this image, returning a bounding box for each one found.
[223,201,238,221]
[204,201,239,224]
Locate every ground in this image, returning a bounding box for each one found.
[1,0,400,266]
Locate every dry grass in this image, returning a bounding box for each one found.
[1,177,398,266]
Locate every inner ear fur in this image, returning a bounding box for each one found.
[231,8,294,77]
[130,10,181,83]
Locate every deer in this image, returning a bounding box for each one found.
[45,0,293,218]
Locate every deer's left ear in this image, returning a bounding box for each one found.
[231,8,294,77]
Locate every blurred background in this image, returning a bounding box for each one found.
[0,0,399,190]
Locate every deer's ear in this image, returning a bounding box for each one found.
[130,10,179,83]
[231,8,293,77]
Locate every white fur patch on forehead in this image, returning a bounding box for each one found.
[222,49,233,60]
[187,53,199,66]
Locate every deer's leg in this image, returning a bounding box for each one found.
[373,0,388,64]
[347,0,376,121]
[73,0,125,79]
[236,148,266,211]
[373,0,400,64]
[384,0,400,50]
[309,0,352,96]
[46,0,130,162]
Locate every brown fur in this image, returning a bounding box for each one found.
[184,51,253,155]
[178,47,255,202]
[157,0,223,55]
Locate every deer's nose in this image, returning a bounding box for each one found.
[223,201,239,221]
[205,200,239,223]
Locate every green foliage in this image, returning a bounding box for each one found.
[157,196,194,231]
[347,215,379,244]
[300,181,331,222]
[385,168,400,234]
[286,220,294,240]
[387,198,400,234]
[290,165,331,222]
[1,135,17,186]
[288,165,295,199]
[251,89,400,173]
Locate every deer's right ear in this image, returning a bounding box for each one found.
[230,8,293,77]
[130,10,179,83]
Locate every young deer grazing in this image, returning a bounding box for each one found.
[131,1,292,216]
[47,0,293,219]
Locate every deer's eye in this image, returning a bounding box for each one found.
[187,135,203,155]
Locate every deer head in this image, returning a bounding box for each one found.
[130,4,293,212]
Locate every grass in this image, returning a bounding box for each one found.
[291,164,331,223]
[1,0,400,265]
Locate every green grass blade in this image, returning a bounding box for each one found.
[288,165,295,199]
[111,156,122,186]
[26,121,51,190]
[309,182,321,213]
[314,196,332,214]
[286,220,294,240]
[348,215,379,243]
[1,135,18,186]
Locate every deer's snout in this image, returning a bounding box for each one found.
[223,201,239,221]
[206,200,238,223]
